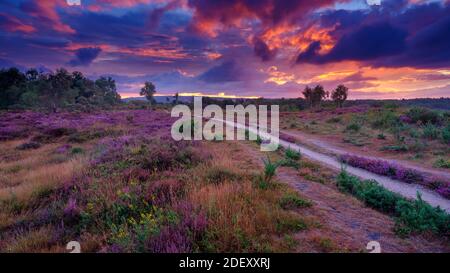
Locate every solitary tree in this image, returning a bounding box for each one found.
[331,84,348,108]
[302,86,314,108]
[312,85,328,107]
[140,81,156,106]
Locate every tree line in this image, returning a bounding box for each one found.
[1,67,349,111]
[0,67,121,111]
[302,84,348,108]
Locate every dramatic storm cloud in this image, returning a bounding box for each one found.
[0,0,449,98]
[69,47,102,66]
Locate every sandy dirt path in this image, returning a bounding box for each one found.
[235,141,449,253]
[211,117,450,212]
[282,129,450,181]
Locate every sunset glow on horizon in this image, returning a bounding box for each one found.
[0,0,449,99]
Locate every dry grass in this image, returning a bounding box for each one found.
[186,142,310,252]
[3,226,54,253]
[0,140,87,202]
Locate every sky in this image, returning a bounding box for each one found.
[0,0,449,99]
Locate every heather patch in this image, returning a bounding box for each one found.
[340,154,449,199]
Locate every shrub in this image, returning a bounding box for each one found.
[394,167,424,184]
[442,125,450,144]
[16,141,41,150]
[255,135,262,145]
[262,157,279,184]
[391,124,406,143]
[409,128,420,138]
[394,195,450,236]
[377,133,386,140]
[421,122,439,139]
[433,158,450,169]
[345,123,360,132]
[406,107,442,125]
[279,158,300,169]
[285,147,301,160]
[399,115,413,124]
[340,155,424,185]
[279,193,312,209]
[371,110,398,129]
[71,147,84,154]
[380,145,408,152]
[437,185,450,199]
[276,216,307,233]
[336,170,450,237]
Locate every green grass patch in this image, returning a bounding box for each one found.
[433,158,450,169]
[380,145,408,152]
[276,216,307,234]
[285,147,301,160]
[279,193,312,209]
[336,170,450,237]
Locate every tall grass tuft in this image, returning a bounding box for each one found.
[285,147,301,161]
[262,156,279,184]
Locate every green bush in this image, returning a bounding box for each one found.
[408,128,420,138]
[380,145,408,152]
[279,158,300,169]
[285,147,301,160]
[279,193,312,209]
[255,135,262,145]
[433,158,450,169]
[371,110,398,129]
[421,122,439,139]
[262,157,279,184]
[390,123,406,143]
[442,124,450,144]
[345,123,361,132]
[276,217,307,233]
[336,170,450,237]
[71,147,84,154]
[406,107,442,125]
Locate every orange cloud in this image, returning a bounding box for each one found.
[260,23,337,55]
[205,52,222,60]
[263,66,295,85]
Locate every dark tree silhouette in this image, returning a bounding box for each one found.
[174,92,179,104]
[140,81,156,106]
[302,86,314,108]
[0,67,121,110]
[303,85,328,108]
[331,84,348,108]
